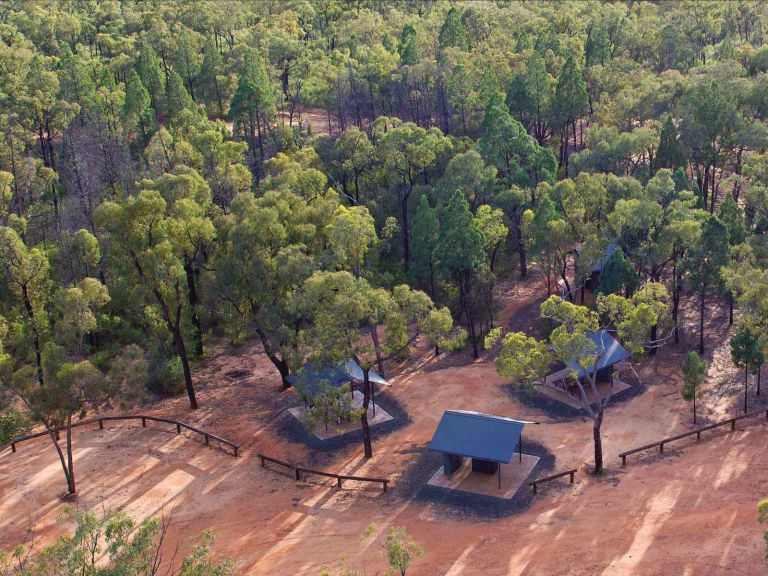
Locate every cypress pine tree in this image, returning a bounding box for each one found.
[123,69,153,139]
[438,6,468,50]
[136,42,166,119]
[198,36,225,116]
[595,247,639,296]
[166,70,196,125]
[655,115,686,170]
[436,190,486,358]
[410,195,439,299]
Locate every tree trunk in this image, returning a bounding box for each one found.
[66,413,76,495]
[490,240,501,273]
[673,270,681,344]
[184,258,204,357]
[649,324,657,356]
[516,225,527,279]
[47,423,74,496]
[401,190,412,265]
[173,328,199,409]
[744,366,749,414]
[693,387,697,424]
[698,287,706,355]
[369,325,385,376]
[361,368,373,458]
[592,408,604,474]
[253,321,291,389]
[728,292,734,326]
[460,275,479,359]
[21,284,44,386]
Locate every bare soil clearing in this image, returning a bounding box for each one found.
[2,275,767,575]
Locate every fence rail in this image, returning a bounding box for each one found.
[529,468,577,495]
[3,415,240,457]
[619,409,768,466]
[258,453,389,492]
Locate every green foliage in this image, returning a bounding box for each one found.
[298,381,364,434]
[655,115,686,170]
[758,498,768,561]
[492,331,550,388]
[0,508,236,576]
[0,407,28,444]
[435,190,485,279]
[420,307,467,355]
[551,55,590,129]
[438,6,468,51]
[595,247,639,296]
[731,324,764,375]
[384,526,424,576]
[597,283,669,354]
[681,350,706,401]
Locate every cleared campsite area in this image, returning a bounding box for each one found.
[2,275,767,575]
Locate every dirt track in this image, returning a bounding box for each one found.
[2,274,767,575]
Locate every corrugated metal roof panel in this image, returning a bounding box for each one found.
[428,410,525,463]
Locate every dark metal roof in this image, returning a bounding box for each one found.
[287,358,389,396]
[566,330,630,378]
[428,410,525,463]
[574,243,617,273]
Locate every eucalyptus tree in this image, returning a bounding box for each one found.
[730,324,764,414]
[491,286,666,473]
[294,271,460,457]
[229,53,276,177]
[436,190,487,358]
[95,183,211,409]
[376,120,452,265]
[682,215,730,355]
[0,226,50,385]
[551,54,590,173]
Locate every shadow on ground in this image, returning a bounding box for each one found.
[389,438,556,521]
[271,391,412,469]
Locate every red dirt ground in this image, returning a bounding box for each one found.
[2,273,767,575]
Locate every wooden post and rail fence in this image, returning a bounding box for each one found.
[529,468,577,495]
[258,453,390,493]
[619,408,768,466]
[2,415,240,457]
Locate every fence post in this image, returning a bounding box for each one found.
[659,443,664,454]
[11,443,16,453]
[696,431,701,441]
[295,468,301,481]
[204,434,209,446]
[731,419,736,431]
[99,419,103,430]
[142,417,146,428]
[383,480,388,493]
[532,482,538,495]
[234,446,239,457]
[337,477,342,488]
[621,454,626,466]
[176,423,181,434]
[259,455,265,467]
[569,471,575,484]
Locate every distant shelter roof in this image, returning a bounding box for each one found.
[287,357,389,396]
[565,329,630,378]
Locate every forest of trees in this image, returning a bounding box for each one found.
[4,0,768,493]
